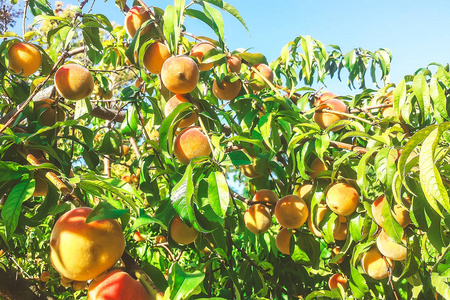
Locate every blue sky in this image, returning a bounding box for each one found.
[21,0,450,95]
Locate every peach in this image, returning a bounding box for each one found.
[309,158,328,180]
[143,41,170,74]
[244,204,272,234]
[315,92,338,106]
[54,64,94,100]
[371,195,411,228]
[133,231,145,242]
[331,246,345,264]
[124,6,151,38]
[361,246,394,280]
[276,228,293,255]
[239,164,261,178]
[155,235,167,244]
[313,99,348,131]
[275,195,309,229]
[170,216,199,245]
[173,127,211,164]
[326,183,359,216]
[50,207,125,281]
[8,42,41,76]
[252,189,279,206]
[333,218,348,241]
[161,56,199,94]
[307,206,344,239]
[189,42,216,71]
[250,63,274,92]
[297,184,313,198]
[164,94,198,128]
[212,78,242,101]
[87,269,152,300]
[328,273,348,290]
[40,271,51,282]
[33,98,66,127]
[376,229,407,261]
[227,55,242,73]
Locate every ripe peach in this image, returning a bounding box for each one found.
[252,189,278,206]
[275,195,309,229]
[313,99,348,131]
[33,98,66,127]
[164,94,198,128]
[50,207,125,281]
[361,246,394,280]
[33,175,48,197]
[170,216,199,245]
[307,206,344,239]
[133,231,145,242]
[155,235,167,244]
[331,246,345,264]
[297,184,313,199]
[173,126,211,164]
[309,158,328,180]
[250,63,274,92]
[40,271,51,282]
[371,195,411,228]
[189,42,216,71]
[8,42,41,76]
[315,92,338,106]
[143,41,170,74]
[161,56,199,94]
[124,6,151,38]
[326,183,359,216]
[276,228,292,255]
[333,217,348,241]
[212,78,242,101]
[328,273,348,290]
[54,64,94,100]
[376,229,407,261]
[227,55,242,73]
[244,204,272,234]
[239,164,261,178]
[87,269,152,300]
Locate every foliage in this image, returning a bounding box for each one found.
[0,0,450,299]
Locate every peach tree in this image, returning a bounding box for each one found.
[0,0,449,299]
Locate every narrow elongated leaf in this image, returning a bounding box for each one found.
[419,124,450,216]
[0,161,27,181]
[357,148,377,198]
[200,2,224,45]
[430,77,448,119]
[1,179,34,239]
[208,171,230,218]
[412,72,430,122]
[203,0,248,31]
[167,263,205,300]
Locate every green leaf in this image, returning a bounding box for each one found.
[412,72,430,122]
[208,171,230,218]
[203,0,248,32]
[171,163,195,226]
[430,77,448,120]
[419,124,450,216]
[380,197,404,244]
[431,272,450,300]
[120,105,139,136]
[199,2,224,45]
[1,179,34,239]
[0,161,28,181]
[235,52,268,65]
[227,150,251,166]
[374,148,397,188]
[305,290,337,300]
[166,263,205,300]
[86,202,128,223]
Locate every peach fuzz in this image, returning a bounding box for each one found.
[250,63,274,92]
[244,204,272,234]
[361,246,394,280]
[124,6,151,38]
[275,195,309,229]
[189,42,216,71]
[326,182,359,216]
[376,229,407,261]
[164,94,198,128]
[313,99,348,131]
[170,216,199,245]
[371,195,411,228]
[161,56,200,94]
[50,207,125,281]
[212,77,242,100]
[173,126,211,164]
[8,42,41,77]
[87,269,152,300]
[276,228,293,255]
[143,41,170,74]
[54,64,94,100]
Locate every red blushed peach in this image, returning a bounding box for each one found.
[328,273,348,290]
[173,127,211,164]
[124,6,151,38]
[189,42,216,71]
[143,41,170,74]
[371,195,411,228]
[87,269,152,300]
[313,99,348,131]
[161,56,200,94]
[376,229,407,261]
[212,78,242,100]
[8,42,41,76]
[164,94,198,128]
[227,55,242,73]
[314,92,338,106]
[54,64,94,100]
[250,63,274,91]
